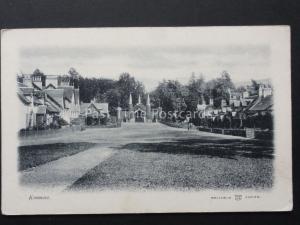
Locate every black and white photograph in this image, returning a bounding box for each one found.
[1,26,292,214]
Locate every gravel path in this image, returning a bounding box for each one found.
[20,147,115,192]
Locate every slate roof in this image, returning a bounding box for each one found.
[17,93,31,105]
[80,103,101,114]
[17,82,28,88]
[46,103,60,113]
[33,96,43,105]
[18,86,45,105]
[58,86,73,102]
[45,89,64,108]
[45,83,56,89]
[248,95,273,111]
[94,103,109,113]
[19,87,34,95]
[32,82,42,90]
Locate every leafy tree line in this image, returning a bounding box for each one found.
[79,72,146,114]
[79,70,236,114]
[150,71,236,113]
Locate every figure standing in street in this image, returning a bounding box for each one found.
[187,117,193,131]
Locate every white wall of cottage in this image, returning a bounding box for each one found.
[18,99,30,130]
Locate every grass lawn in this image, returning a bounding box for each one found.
[70,138,273,191]
[18,142,96,171]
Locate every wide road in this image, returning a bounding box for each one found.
[20,122,274,191]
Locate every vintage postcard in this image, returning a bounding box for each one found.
[1,26,292,214]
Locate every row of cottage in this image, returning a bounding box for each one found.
[17,72,109,131]
[193,84,273,129]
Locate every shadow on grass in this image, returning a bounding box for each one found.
[117,138,274,160]
[18,142,96,171]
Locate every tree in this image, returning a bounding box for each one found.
[33,69,44,76]
[68,68,80,88]
[186,74,205,110]
[78,72,146,110]
[251,79,260,91]
[104,88,122,115]
[68,67,80,78]
[117,73,146,108]
[151,79,186,113]
[203,71,235,107]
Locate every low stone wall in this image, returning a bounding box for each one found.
[198,127,212,132]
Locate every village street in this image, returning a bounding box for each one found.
[19,123,274,192]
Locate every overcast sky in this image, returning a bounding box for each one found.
[17,27,271,91]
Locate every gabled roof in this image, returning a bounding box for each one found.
[94,103,109,113]
[45,89,64,108]
[19,87,34,95]
[17,93,31,105]
[46,103,60,113]
[45,83,56,89]
[248,95,273,111]
[33,96,43,105]
[17,82,28,88]
[80,103,100,114]
[57,86,73,102]
[45,93,63,110]
[32,82,42,90]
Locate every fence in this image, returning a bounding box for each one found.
[254,130,273,140]
[197,126,272,140]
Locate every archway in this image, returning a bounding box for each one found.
[135,109,145,122]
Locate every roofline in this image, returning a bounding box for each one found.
[17,93,31,105]
[45,92,64,109]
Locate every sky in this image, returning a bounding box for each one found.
[16,27,271,91]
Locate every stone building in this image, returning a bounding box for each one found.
[121,93,157,123]
[17,72,81,130]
